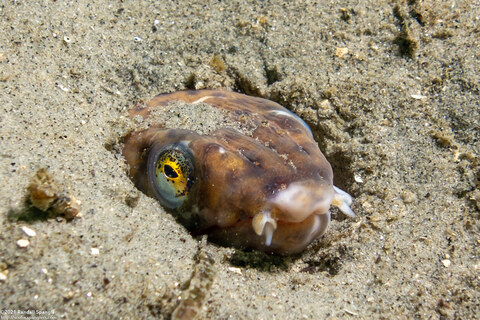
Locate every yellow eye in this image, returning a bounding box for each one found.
[149,147,194,209]
[156,151,190,196]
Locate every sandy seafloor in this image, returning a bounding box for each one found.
[0,0,479,319]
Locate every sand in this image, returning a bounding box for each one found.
[0,0,479,319]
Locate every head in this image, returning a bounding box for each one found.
[122,90,353,255]
[123,125,335,255]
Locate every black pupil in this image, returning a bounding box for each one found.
[164,164,179,178]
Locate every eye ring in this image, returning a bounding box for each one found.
[147,142,195,209]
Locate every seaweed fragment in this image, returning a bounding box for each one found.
[24,168,82,220]
[171,239,216,320]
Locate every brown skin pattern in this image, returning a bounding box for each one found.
[123,90,336,255]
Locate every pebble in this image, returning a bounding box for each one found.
[21,226,37,237]
[335,47,349,58]
[228,267,243,275]
[411,94,427,100]
[0,270,8,281]
[354,174,364,183]
[441,259,451,268]
[0,262,7,281]
[17,239,30,248]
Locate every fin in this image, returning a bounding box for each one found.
[332,186,355,217]
[252,211,277,246]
